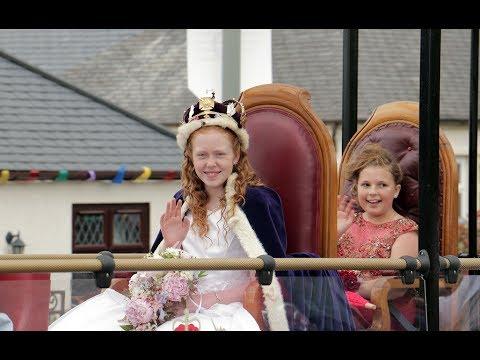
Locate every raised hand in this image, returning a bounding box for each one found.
[337,195,355,237]
[160,199,190,248]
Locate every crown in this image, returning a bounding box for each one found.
[177,91,249,151]
[181,91,246,128]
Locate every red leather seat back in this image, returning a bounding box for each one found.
[246,108,320,254]
[240,84,338,256]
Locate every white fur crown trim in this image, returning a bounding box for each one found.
[177,116,249,152]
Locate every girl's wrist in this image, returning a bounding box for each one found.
[164,238,181,248]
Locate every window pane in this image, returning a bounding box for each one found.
[113,213,141,245]
[74,214,104,246]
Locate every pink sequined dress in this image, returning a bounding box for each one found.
[337,212,418,329]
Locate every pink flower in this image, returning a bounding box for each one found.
[125,299,155,326]
[154,291,169,306]
[162,272,189,302]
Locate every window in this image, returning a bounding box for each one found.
[72,203,149,253]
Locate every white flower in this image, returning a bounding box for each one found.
[160,247,182,259]
[129,272,156,297]
[181,270,194,282]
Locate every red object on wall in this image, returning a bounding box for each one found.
[28,169,40,180]
[0,273,51,331]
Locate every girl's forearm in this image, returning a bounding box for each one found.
[189,282,249,309]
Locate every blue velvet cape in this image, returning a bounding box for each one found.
[151,186,355,331]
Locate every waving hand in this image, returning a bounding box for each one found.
[160,199,190,248]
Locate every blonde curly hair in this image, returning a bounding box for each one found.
[181,126,262,238]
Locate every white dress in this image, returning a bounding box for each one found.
[49,209,260,331]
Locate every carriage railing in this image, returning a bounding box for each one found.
[1,253,479,331]
[2,253,480,273]
[0,254,430,273]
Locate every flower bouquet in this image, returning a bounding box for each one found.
[119,248,206,331]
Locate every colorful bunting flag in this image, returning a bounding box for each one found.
[55,169,68,181]
[0,169,9,184]
[133,166,152,183]
[28,169,39,181]
[87,170,96,181]
[112,165,126,184]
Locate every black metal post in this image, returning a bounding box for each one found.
[469,29,479,264]
[342,29,358,152]
[419,29,441,331]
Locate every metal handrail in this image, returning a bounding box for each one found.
[1,254,478,274]
[0,254,145,260]
[0,256,425,273]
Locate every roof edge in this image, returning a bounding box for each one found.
[1,169,181,181]
[0,49,177,139]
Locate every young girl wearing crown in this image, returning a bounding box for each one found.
[50,93,355,331]
[151,93,354,331]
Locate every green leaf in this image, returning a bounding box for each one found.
[120,324,134,331]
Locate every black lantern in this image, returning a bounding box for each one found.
[6,231,25,254]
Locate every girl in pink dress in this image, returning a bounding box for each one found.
[337,143,419,330]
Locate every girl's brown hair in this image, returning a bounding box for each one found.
[346,143,403,197]
[181,126,262,238]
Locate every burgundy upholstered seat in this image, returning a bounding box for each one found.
[239,83,338,257]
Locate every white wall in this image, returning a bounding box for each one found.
[187,29,223,100]
[0,180,181,255]
[187,29,272,101]
[442,124,480,216]
[241,29,272,91]
[441,123,480,156]
[0,180,181,312]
